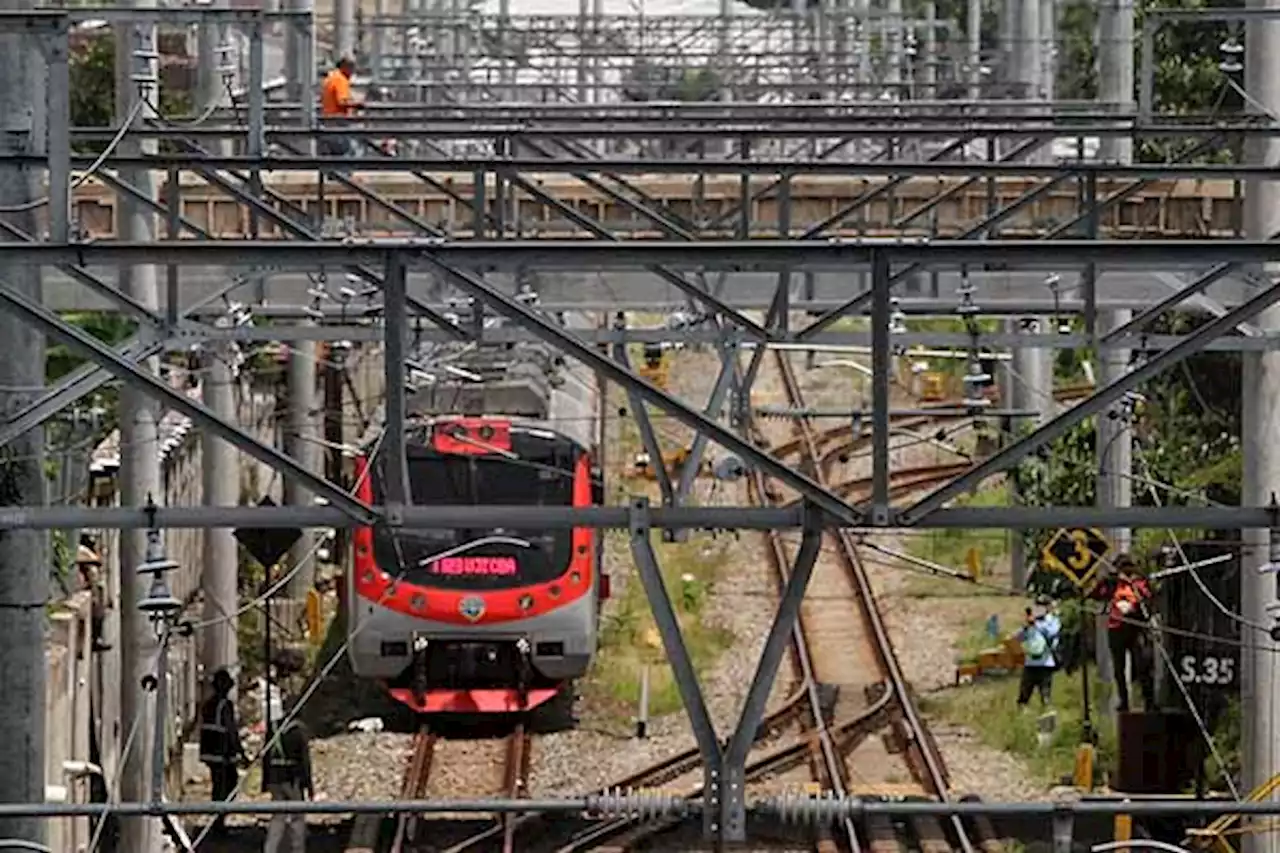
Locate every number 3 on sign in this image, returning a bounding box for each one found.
[1065,529,1093,571]
[1180,655,1235,685]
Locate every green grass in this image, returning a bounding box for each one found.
[923,664,1118,786]
[902,484,1012,596]
[583,530,736,718]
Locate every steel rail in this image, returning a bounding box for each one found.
[749,468,863,853]
[500,725,533,853]
[771,352,975,853]
[342,725,440,853]
[546,697,895,853]
[434,690,812,853]
[392,727,438,853]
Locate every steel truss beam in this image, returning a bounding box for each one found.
[18,155,1280,180]
[9,240,1280,267]
[60,123,1280,143]
[0,793,1279,818]
[168,326,1274,351]
[0,505,1270,530]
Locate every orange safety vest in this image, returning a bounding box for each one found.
[321,69,353,117]
[1108,581,1145,629]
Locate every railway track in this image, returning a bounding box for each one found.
[342,361,1011,852]
[344,724,531,853]
[744,350,982,853]
[769,382,1093,465]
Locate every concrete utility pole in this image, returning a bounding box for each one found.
[1098,0,1135,164]
[1040,0,1056,104]
[285,335,320,600]
[285,0,315,103]
[195,1,226,121]
[336,0,356,60]
[1241,4,1280,850]
[966,0,982,99]
[1095,0,1135,693]
[115,10,165,852]
[1006,319,1052,590]
[201,329,239,685]
[0,5,48,845]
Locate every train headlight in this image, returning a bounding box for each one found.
[570,571,581,585]
[548,585,561,599]
[361,569,376,584]
[411,594,426,611]
[518,594,535,611]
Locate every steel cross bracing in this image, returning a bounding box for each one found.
[2,240,1280,534]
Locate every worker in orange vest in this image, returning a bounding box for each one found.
[1088,553,1156,712]
[320,56,360,156]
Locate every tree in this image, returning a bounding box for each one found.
[70,32,193,154]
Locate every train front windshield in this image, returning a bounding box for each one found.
[370,445,578,590]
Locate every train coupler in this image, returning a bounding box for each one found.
[515,637,532,712]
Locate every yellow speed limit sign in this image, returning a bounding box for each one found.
[1041,527,1111,588]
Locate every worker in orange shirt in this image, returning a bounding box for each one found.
[320,56,360,156]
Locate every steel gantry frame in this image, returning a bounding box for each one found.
[2,237,1279,537]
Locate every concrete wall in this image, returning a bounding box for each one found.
[45,592,94,853]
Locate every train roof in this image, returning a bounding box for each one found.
[404,302,599,450]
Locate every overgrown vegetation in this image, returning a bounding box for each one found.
[586,531,736,718]
[924,665,1118,785]
[583,373,737,723]
[70,31,193,154]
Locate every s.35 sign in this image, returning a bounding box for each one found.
[1179,654,1236,687]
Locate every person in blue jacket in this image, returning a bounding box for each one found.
[1016,594,1062,707]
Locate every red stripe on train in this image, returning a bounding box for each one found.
[351,453,596,624]
[387,687,559,714]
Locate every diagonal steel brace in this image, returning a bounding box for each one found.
[0,283,377,524]
[507,173,769,339]
[416,252,866,526]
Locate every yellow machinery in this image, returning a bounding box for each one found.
[305,588,323,645]
[918,371,946,402]
[954,635,1025,684]
[1186,773,1280,853]
[637,343,670,389]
